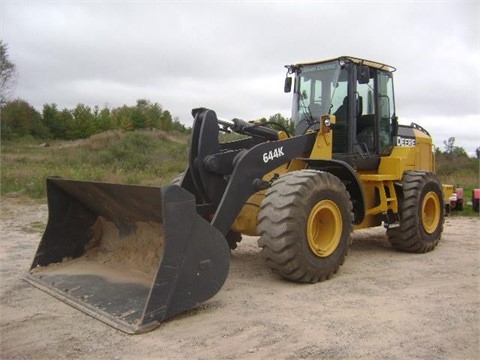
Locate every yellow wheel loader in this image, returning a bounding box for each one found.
[26,56,452,333]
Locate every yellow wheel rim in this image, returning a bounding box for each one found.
[307,200,342,257]
[422,191,441,234]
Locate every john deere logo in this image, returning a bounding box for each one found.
[396,136,416,147]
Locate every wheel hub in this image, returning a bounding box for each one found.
[307,200,342,257]
[422,191,441,234]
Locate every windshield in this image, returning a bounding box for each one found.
[293,60,344,133]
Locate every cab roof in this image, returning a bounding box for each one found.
[289,56,396,73]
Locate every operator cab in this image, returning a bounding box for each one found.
[285,56,398,170]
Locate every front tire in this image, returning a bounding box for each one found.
[387,171,444,253]
[257,170,353,283]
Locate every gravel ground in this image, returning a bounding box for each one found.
[1,197,479,360]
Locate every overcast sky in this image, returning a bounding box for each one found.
[2,1,479,153]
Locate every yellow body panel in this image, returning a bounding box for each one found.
[231,159,308,235]
[378,147,416,178]
[309,115,335,159]
[355,177,398,230]
[413,129,435,172]
[231,191,266,236]
[231,121,448,235]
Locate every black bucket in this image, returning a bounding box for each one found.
[25,178,230,334]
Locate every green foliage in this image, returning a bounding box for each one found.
[436,151,477,177]
[442,137,468,157]
[96,107,112,132]
[436,136,477,180]
[1,99,50,139]
[172,117,187,132]
[43,103,66,138]
[68,103,96,139]
[0,40,17,106]
[258,113,295,135]
[1,130,190,198]
[1,98,192,141]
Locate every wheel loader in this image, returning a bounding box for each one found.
[25,56,452,333]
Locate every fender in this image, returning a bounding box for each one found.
[301,158,366,225]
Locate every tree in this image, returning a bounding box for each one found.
[145,102,162,129]
[161,110,173,131]
[0,41,17,106]
[2,96,186,140]
[131,99,149,129]
[172,116,188,133]
[1,99,49,139]
[58,108,74,136]
[42,103,67,139]
[452,146,468,158]
[96,107,112,132]
[442,137,468,158]
[443,137,456,154]
[68,104,96,139]
[111,105,134,131]
[260,113,295,134]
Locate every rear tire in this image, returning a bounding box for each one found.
[257,170,353,283]
[387,171,444,253]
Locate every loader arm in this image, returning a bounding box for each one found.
[211,132,317,235]
[186,108,317,236]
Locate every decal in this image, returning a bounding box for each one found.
[396,136,416,147]
[302,64,337,73]
[263,147,285,163]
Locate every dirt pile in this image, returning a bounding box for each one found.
[86,216,164,277]
[30,216,165,284]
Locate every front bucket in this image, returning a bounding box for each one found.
[25,178,230,334]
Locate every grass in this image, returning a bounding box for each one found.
[1,130,190,199]
[1,130,478,216]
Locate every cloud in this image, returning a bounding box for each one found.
[402,114,480,155]
[2,1,479,152]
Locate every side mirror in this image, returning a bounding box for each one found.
[357,65,370,84]
[284,77,292,93]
